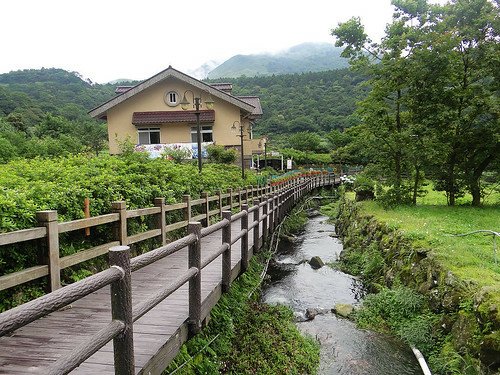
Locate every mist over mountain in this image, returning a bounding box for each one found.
[207,43,349,79]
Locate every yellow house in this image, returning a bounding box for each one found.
[89,66,263,166]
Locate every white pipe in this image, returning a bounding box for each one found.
[412,347,432,375]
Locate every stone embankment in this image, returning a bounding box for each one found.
[335,198,500,372]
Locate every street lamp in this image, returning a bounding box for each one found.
[262,136,268,168]
[231,121,250,179]
[180,90,214,173]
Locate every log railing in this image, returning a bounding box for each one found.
[0,172,336,374]
[0,173,335,294]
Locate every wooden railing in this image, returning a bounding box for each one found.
[0,172,337,374]
[0,173,334,294]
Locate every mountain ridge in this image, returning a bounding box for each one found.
[207,42,349,79]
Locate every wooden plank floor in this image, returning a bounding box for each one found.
[0,212,262,374]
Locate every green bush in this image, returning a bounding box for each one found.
[206,144,237,164]
[355,287,438,353]
[0,154,258,310]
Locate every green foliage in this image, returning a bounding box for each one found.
[285,131,329,153]
[0,155,259,310]
[280,207,308,236]
[0,68,133,161]
[206,144,237,164]
[429,340,484,375]
[280,148,331,166]
[165,253,319,374]
[356,287,437,352]
[331,0,500,206]
[210,68,368,136]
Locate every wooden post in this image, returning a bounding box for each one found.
[222,211,232,292]
[202,192,209,227]
[273,195,279,229]
[84,198,90,236]
[253,198,260,252]
[109,245,134,375]
[262,196,268,245]
[269,195,274,233]
[227,188,233,211]
[154,198,166,245]
[238,188,243,211]
[112,201,127,246]
[241,204,249,272]
[217,190,223,218]
[36,210,60,292]
[244,186,249,205]
[183,194,191,223]
[276,193,281,223]
[188,222,202,336]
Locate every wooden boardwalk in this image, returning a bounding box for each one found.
[0,208,261,374]
[0,176,336,374]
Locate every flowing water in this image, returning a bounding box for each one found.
[261,214,422,375]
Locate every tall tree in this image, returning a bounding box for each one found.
[407,0,499,205]
[332,3,425,204]
[333,0,499,205]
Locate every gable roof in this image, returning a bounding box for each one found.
[237,96,263,117]
[210,83,233,94]
[89,66,255,119]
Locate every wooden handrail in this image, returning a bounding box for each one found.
[0,172,338,374]
[0,173,337,294]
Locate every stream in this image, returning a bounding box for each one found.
[261,214,423,375]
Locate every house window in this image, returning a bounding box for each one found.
[191,125,213,142]
[164,90,180,107]
[138,128,161,144]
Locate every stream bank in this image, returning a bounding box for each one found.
[335,196,500,374]
[262,213,423,374]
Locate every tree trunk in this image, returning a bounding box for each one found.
[470,179,481,206]
[394,89,403,202]
[469,147,499,206]
[412,166,420,205]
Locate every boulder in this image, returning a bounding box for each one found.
[305,308,320,320]
[309,256,325,269]
[333,303,354,318]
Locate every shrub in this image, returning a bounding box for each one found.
[353,174,375,201]
[0,155,258,309]
[206,144,237,164]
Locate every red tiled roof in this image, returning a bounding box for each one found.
[237,96,263,117]
[132,110,215,125]
[210,83,233,93]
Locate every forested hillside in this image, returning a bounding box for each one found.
[212,69,367,136]
[0,68,138,161]
[0,68,138,125]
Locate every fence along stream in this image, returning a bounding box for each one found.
[0,172,336,374]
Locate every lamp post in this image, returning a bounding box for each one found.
[231,121,248,179]
[180,90,214,173]
[263,137,268,168]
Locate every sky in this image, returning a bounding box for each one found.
[0,0,399,83]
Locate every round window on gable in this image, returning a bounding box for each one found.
[164,90,180,107]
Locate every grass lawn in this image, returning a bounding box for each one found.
[353,186,500,299]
